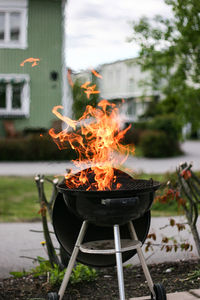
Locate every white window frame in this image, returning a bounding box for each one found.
[0,0,28,49]
[0,73,30,117]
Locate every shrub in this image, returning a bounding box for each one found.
[0,137,27,161]
[140,130,182,158]
[10,258,98,286]
[70,263,98,285]
[123,126,143,145]
[0,135,76,161]
[123,121,148,145]
[149,114,182,141]
[23,127,47,136]
[138,114,183,158]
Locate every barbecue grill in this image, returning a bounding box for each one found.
[47,168,166,300]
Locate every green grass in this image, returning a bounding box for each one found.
[0,176,54,222]
[151,199,182,217]
[0,172,184,222]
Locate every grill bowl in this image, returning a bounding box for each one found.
[57,168,160,226]
[53,193,151,267]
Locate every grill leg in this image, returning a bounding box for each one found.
[113,225,126,300]
[58,220,88,300]
[128,221,156,298]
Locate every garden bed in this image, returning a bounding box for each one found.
[0,259,200,300]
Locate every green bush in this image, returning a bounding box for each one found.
[149,114,182,140]
[70,263,98,285]
[140,130,182,158]
[138,114,183,158]
[0,135,76,161]
[133,121,148,130]
[123,121,148,145]
[10,257,98,286]
[123,127,144,145]
[0,137,27,160]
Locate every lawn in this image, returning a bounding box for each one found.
[0,176,54,222]
[0,172,184,222]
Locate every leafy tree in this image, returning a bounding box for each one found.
[129,0,200,132]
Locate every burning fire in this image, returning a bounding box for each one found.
[20,57,40,67]
[67,69,74,87]
[81,81,100,99]
[49,73,134,191]
[91,69,102,79]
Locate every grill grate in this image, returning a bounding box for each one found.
[61,168,159,192]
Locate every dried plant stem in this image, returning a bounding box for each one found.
[35,175,63,269]
[177,163,200,257]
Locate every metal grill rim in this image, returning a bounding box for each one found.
[58,168,160,192]
[58,178,160,192]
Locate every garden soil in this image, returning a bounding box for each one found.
[0,259,200,300]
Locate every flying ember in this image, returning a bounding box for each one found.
[49,73,134,191]
[20,57,40,67]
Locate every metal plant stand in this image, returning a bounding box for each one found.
[47,220,166,300]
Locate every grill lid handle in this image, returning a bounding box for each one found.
[101,197,140,207]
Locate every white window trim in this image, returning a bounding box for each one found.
[0,0,27,8]
[0,0,28,49]
[0,73,30,117]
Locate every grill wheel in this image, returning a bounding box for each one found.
[47,292,59,300]
[151,283,167,300]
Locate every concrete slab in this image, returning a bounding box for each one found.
[130,289,200,299]
[191,289,200,297]
[0,222,59,279]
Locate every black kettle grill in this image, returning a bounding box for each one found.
[48,168,166,300]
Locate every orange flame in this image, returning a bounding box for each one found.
[91,69,102,79]
[81,81,100,99]
[49,96,134,190]
[20,57,40,67]
[67,69,74,87]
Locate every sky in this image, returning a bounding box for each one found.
[65,0,172,72]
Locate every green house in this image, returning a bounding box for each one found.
[0,0,67,137]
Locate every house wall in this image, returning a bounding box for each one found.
[99,59,153,100]
[0,0,63,136]
[98,59,154,123]
[71,59,161,123]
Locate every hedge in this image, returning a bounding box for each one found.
[123,121,148,145]
[149,114,182,141]
[140,130,182,158]
[0,135,76,161]
[123,114,183,157]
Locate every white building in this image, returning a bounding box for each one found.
[71,58,160,124]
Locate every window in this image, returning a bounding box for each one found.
[128,78,134,92]
[127,99,136,116]
[0,0,28,48]
[0,74,30,117]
